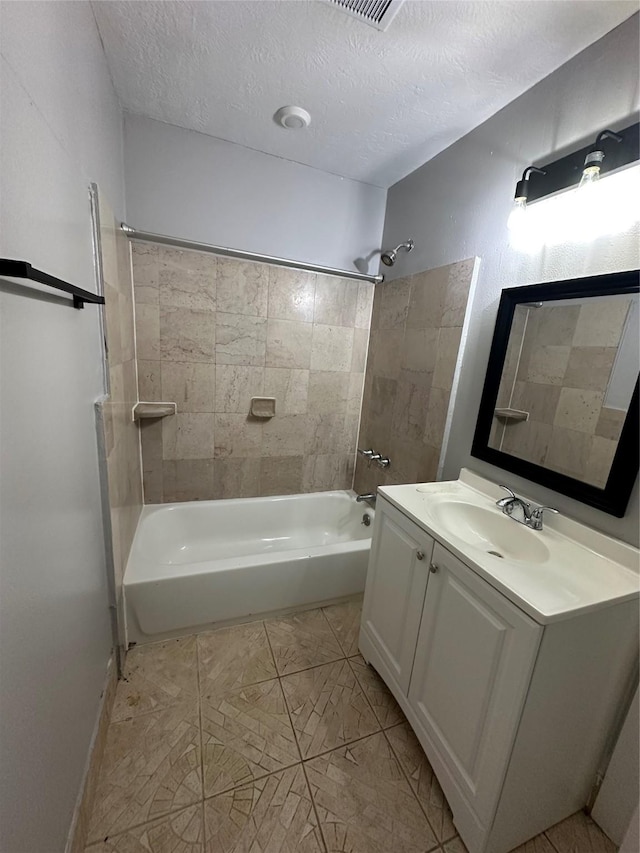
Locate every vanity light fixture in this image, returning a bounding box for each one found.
[579,129,623,190]
[507,166,546,231]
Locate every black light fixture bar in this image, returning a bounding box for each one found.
[525,120,639,203]
[0,259,105,309]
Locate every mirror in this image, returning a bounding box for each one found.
[472,270,639,516]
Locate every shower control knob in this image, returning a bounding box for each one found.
[376,456,391,468]
[429,563,439,573]
[416,551,425,561]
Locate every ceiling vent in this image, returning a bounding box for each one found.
[326,0,406,32]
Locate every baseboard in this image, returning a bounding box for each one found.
[65,655,118,853]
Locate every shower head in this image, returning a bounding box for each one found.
[380,239,414,267]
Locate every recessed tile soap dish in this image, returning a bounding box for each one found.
[250,396,276,418]
[133,402,177,421]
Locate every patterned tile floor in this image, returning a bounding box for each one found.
[85,597,618,853]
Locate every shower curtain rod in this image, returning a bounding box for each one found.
[120,224,384,284]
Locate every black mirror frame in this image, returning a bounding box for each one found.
[471,269,639,517]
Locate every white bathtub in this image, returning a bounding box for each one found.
[124,490,373,644]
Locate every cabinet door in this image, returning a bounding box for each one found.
[361,498,434,694]
[408,543,542,824]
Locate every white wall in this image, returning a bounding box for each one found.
[0,3,124,850]
[382,15,640,545]
[124,114,387,273]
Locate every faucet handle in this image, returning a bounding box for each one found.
[496,484,517,507]
[529,505,559,530]
[358,448,375,458]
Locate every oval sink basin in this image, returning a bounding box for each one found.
[429,501,550,564]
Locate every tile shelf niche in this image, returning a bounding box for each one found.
[132,401,177,421]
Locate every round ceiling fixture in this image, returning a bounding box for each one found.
[274,106,311,130]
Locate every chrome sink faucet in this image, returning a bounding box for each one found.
[496,485,558,531]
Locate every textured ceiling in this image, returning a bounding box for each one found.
[93,0,637,188]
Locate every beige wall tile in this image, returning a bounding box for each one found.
[585,435,617,489]
[596,406,626,441]
[355,282,374,329]
[407,267,446,329]
[163,459,215,502]
[378,278,411,329]
[136,360,161,402]
[554,388,604,434]
[501,419,553,467]
[161,361,215,413]
[423,386,450,448]
[308,371,350,414]
[359,376,396,450]
[264,368,309,415]
[310,324,354,372]
[157,246,216,311]
[391,370,432,443]
[441,258,474,327]
[135,303,160,361]
[259,456,304,496]
[545,427,591,479]
[512,381,560,424]
[564,346,616,392]
[160,306,215,363]
[216,257,268,317]
[401,327,438,374]
[268,267,315,322]
[346,372,365,422]
[306,413,349,455]
[215,365,263,413]
[215,313,267,366]
[534,304,580,346]
[351,327,369,373]
[162,412,215,460]
[142,462,163,504]
[573,298,631,347]
[314,275,358,326]
[266,319,313,369]
[212,458,261,499]
[371,328,404,379]
[526,345,570,385]
[433,327,462,390]
[262,414,308,457]
[302,454,354,492]
[131,242,159,303]
[214,414,263,458]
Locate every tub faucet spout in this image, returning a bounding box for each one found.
[356,493,376,506]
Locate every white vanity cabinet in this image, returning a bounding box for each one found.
[359,489,639,853]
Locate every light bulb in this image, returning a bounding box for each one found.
[508,197,527,231]
[579,150,604,190]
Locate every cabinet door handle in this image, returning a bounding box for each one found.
[429,563,439,573]
[416,550,425,561]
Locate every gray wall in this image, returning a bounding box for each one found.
[124,114,387,273]
[382,15,640,545]
[0,3,124,850]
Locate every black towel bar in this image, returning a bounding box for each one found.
[0,259,105,309]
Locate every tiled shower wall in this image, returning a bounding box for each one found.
[355,258,475,494]
[97,192,143,616]
[132,243,373,502]
[492,297,633,487]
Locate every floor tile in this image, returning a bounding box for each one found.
[305,731,439,853]
[265,608,343,675]
[349,654,405,729]
[203,765,324,852]
[197,621,276,693]
[87,701,202,843]
[112,636,198,721]
[544,811,616,853]
[442,837,469,853]
[85,804,204,852]
[322,597,362,657]
[510,833,557,853]
[201,678,300,796]
[281,659,379,758]
[386,722,456,843]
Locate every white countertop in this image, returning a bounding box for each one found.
[378,470,639,625]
